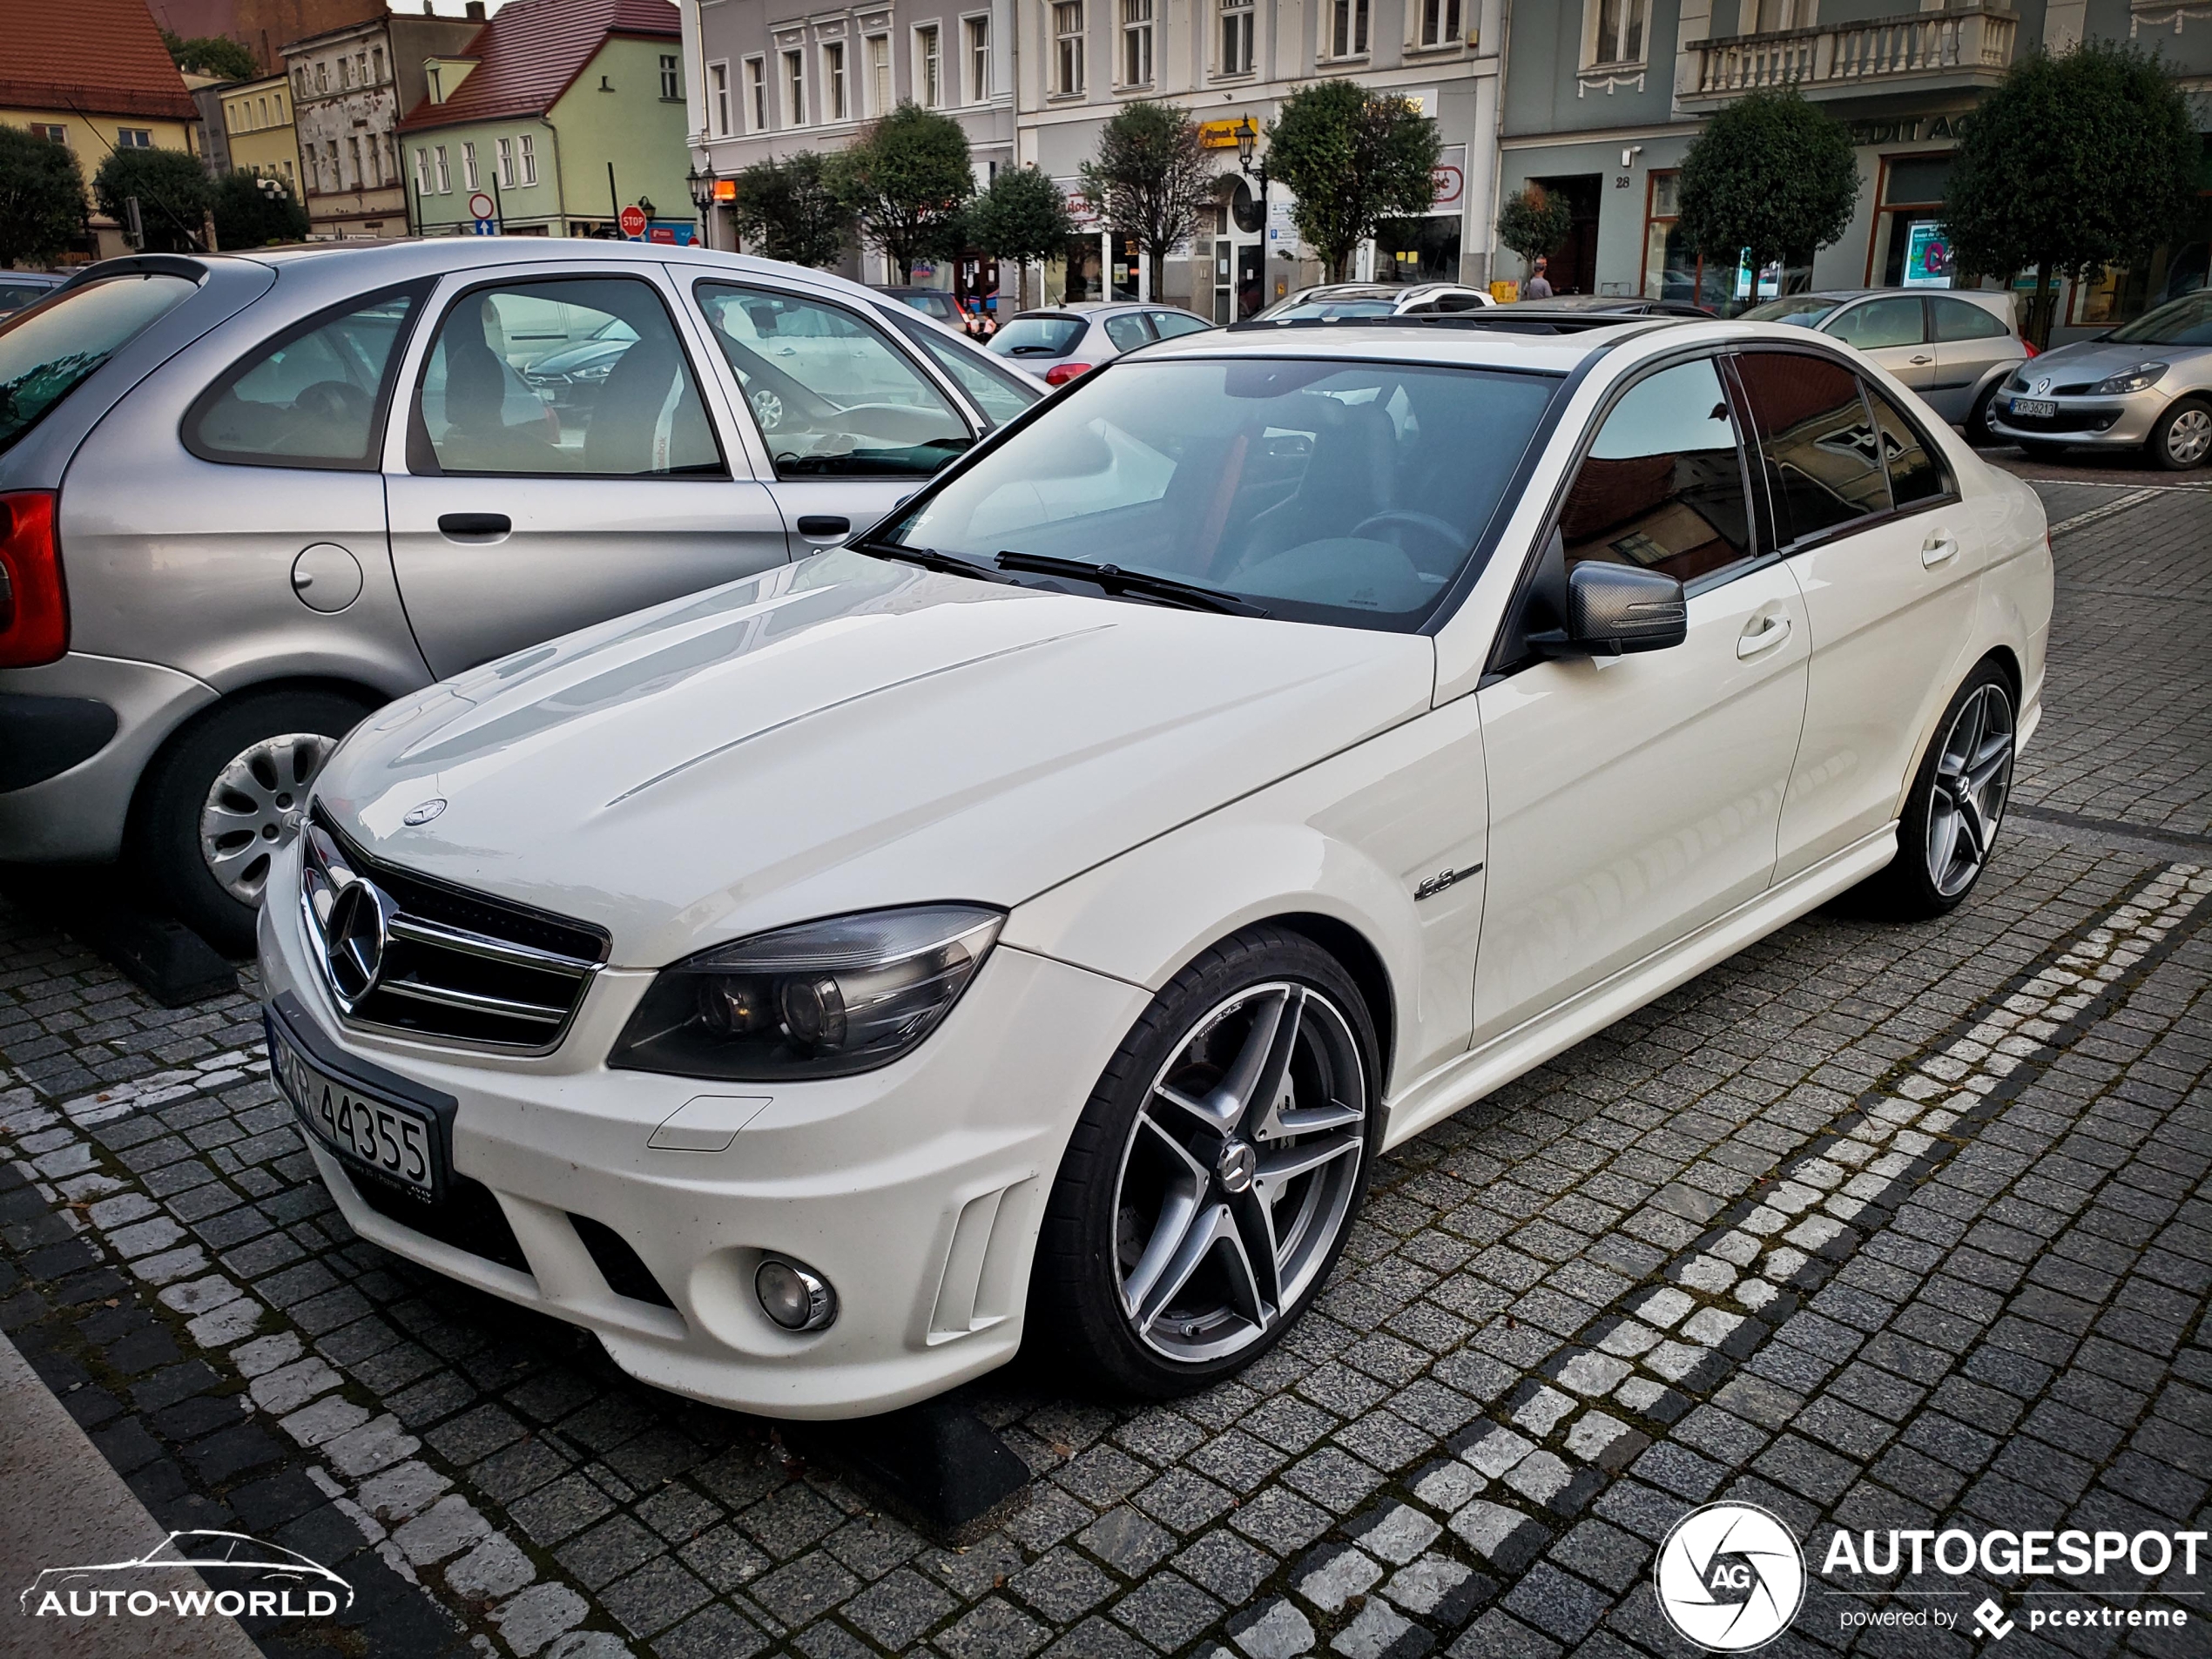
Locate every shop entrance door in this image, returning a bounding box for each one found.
[1531,173,1602,295]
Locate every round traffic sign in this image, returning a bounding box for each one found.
[618,204,647,238]
[468,192,495,220]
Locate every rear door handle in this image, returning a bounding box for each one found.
[438,513,510,538]
[795,515,850,540]
[1921,530,1960,568]
[1909,354,1934,365]
[1737,612,1791,658]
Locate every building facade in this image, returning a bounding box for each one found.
[283,4,484,239]
[398,0,692,239]
[217,70,304,198]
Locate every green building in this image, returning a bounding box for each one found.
[395,0,691,240]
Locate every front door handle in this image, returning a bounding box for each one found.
[1921,530,1960,568]
[1737,612,1792,658]
[1909,354,1934,365]
[795,515,850,540]
[438,513,511,539]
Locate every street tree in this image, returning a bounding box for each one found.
[829,102,974,283]
[728,152,850,268]
[212,171,308,248]
[1078,101,1212,303]
[0,125,86,267]
[1676,87,1858,307]
[1263,81,1441,281]
[162,30,260,83]
[1495,184,1572,279]
[968,165,1077,308]
[92,146,212,253]
[1945,41,2200,348]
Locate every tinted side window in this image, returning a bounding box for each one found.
[1735,352,1891,546]
[1827,296,1925,350]
[189,287,420,467]
[1150,311,1212,338]
[1559,357,1753,585]
[415,278,722,477]
[1865,384,1948,509]
[1931,296,2009,341]
[1103,314,1153,351]
[3,273,195,457]
[1434,293,1487,313]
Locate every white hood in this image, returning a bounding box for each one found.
[315,551,1434,965]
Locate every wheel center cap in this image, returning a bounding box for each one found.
[1217,1139,1257,1194]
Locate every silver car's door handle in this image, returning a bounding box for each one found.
[1909,354,1934,365]
[1921,530,1960,568]
[1737,612,1791,658]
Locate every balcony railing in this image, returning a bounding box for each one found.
[1683,3,2017,103]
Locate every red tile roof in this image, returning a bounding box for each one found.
[396,0,678,133]
[0,0,200,122]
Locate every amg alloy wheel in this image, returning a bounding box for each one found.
[1845,662,2015,922]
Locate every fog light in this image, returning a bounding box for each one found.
[756,1257,836,1332]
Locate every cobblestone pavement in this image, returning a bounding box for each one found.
[2,483,2208,1659]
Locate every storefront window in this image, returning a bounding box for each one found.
[1061,233,1104,302]
[1373,215,1461,284]
[1877,154,1954,287]
[1641,172,1736,313]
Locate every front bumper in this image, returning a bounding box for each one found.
[1985,386,2166,448]
[258,842,1150,1418]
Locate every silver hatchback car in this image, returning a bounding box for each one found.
[1986,289,2212,469]
[987,300,1216,384]
[0,240,1035,948]
[1742,287,2027,435]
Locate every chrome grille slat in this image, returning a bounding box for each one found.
[387,914,597,978]
[378,977,570,1024]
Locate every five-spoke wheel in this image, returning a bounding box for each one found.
[1849,660,2016,921]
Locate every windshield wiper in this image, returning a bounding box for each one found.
[994,552,1269,617]
[850,539,1012,583]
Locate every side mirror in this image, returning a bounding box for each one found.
[1533,563,1688,656]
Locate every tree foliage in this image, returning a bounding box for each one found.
[1945,41,2201,347]
[1495,185,1572,275]
[1676,87,1858,296]
[91,146,212,253]
[1264,81,1441,281]
[0,125,86,267]
[162,30,260,83]
[828,103,974,283]
[1078,101,1213,302]
[728,152,851,268]
[212,171,308,248]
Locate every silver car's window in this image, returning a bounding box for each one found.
[1740,295,1836,328]
[2108,291,2212,346]
[0,273,194,456]
[1827,296,1925,350]
[694,282,972,479]
[1736,351,1891,548]
[1561,357,1753,587]
[990,315,1085,358]
[887,357,1555,631]
[1930,297,2009,341]
[1150,311,1213,338]
[885,315,1035,427]
[412,277,724,477]
[1103,314,1152,352]
[187,287,420,468]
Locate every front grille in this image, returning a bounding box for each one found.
[1998,405,2121,434]
[301,807,608,1051]
[349,1166,532,1275]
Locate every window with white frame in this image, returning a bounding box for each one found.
[1590,0,1647,64]
[373,46,385,81]
[660,53,681,98]
[1415,0,1461,48]
[496,136,516,186]
[1122,0,1153,85]
[415,146,432,194]
[824,41,848,119]
[1219,0,1254,74]
[433,144,450,192]
[964,15,991,101]
[519,132,536,184]
[462,141,479,189]
[710,61,731,135]
[118,127,152,149]
[784,48,806,124]
[1328,0,1370,57]
[1053,1,1085,95]
[866,34,893,111]
[745,57,768,130]
[915,24,942,107]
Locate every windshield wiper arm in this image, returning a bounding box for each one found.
[994,552,1269,617]
[851,539,1013,583]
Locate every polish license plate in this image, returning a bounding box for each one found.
[2010,397,2056,419]
[271,1027,438,1198]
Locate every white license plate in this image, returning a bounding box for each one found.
[2010,397,2056,419]
[272,1029,436,1197]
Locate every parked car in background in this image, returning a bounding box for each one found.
[873,287,962,326]
[988,301,1216,384]
[1984,289,2212,469]
[1742,288,2028,437]
[0,273,66,316]
[1496,293,1716,320]
[1256,282,1494,321]
[0,241,1035,951]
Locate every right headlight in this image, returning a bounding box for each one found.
[2089,361,2168,396]
[608,905,1004,1081]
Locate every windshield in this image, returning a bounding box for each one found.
[991,316,1085,357]
[2109,292,2212,347]
[0,273,196,455]
[1267,298,1400,320]
[1741,296,1838,327]
[882,356,1558,631]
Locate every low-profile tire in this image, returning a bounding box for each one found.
[2147,396,2212,471]
[1028,926,1382,1398]
[131,688,371,954]
[1964,384,2001,447]
[1847,661,2017,922]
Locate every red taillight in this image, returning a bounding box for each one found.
[2020,340,2040,358]
[1044,361,1093,387]
[0,491,66,669]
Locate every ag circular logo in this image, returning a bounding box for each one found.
[1654,1502,1805,1651]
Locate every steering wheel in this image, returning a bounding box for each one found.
[1349,510,1467,567]
[293,380,370,424]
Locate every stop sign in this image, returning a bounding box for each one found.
[618,204,647,239]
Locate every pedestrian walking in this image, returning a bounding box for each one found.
[1525,257,1554,300]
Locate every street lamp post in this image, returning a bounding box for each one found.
[1234,117,1269,214]
[685,162,717,249]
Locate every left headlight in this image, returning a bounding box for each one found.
[608,905,1004,1081]
[2090,361,2168,396]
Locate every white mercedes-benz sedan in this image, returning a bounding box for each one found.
[260,314,2053,1419]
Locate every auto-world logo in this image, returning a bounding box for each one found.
[1655,1502,1807,1651]
[18,1530,353,1622]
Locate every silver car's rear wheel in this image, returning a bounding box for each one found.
[1925,682,2014,899]
[199,732,340,905]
